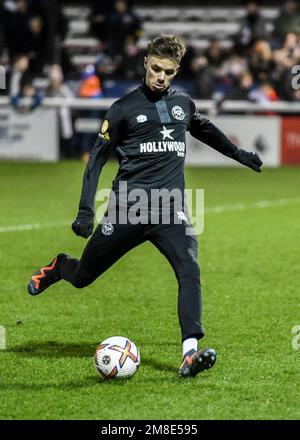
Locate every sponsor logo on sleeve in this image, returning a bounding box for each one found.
[100,119,110,139]
[101,119,109,133]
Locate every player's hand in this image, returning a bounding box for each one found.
[72,212,94,238]
[236,150,263,172]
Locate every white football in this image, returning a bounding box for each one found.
[94,336,140,379]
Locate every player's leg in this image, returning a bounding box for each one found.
[28,221,146,295]
[148,222,203,341]
[148,222,216,377]
[60,221,146,288]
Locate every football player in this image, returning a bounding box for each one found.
[28,35,262,378]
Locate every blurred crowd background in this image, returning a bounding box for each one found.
[0,0,299,157]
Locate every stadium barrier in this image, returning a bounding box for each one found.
[0,96,299,165]
[187,116,280,167]
[0,106,58,161]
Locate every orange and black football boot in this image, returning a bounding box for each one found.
[178,348,217,378]
[27,254,66,295]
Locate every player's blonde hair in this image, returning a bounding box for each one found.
[147,34,186,64]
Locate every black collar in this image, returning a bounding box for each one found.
[140,81,170,102]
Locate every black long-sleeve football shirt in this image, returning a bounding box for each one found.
[78,83,240,215]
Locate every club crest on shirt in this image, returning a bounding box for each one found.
[101,222,114,236]
[172,106,185,120]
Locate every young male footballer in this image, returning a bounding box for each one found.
[28,35,263,378]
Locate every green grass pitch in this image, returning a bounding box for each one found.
[0,161,299,420]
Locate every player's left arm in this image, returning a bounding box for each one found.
[188,98,263,172]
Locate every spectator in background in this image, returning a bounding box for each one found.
[176,45,196,81]
[45,64,74,157]
[5,31,42,110]
[236,2,268,54]
[106,0,142,59]
[9,54,32,97]
[220,54,248,83]
[26,14,47,73]
[248,38,274,83]
[273,1,300,47]
[116,35,145,80]
[78,64,103,161]
[2,0,48,72]
[225,70,278,104]
[94,51,118,82]
[2,0,63,71]
[90,0,114,44]
[11,81,42,112]
[191,40,227,99]
[273,32,300,99]
[2,0,32,60]
[273,32,300,71]
[225,70,256,101]
[79,64,103,99]
[46,64,73,99]
[250,81,279,104]
[190,53,212,99]
[273,31,300,83]
[205,39,228,69]
[26,0,65,66]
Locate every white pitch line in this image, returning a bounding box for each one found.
[0,220,70,233]
[205,197,300,214]
[0,197,299,233]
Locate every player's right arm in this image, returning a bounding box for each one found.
[72,102,125,238]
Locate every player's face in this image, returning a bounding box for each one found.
[144,56,179,92]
